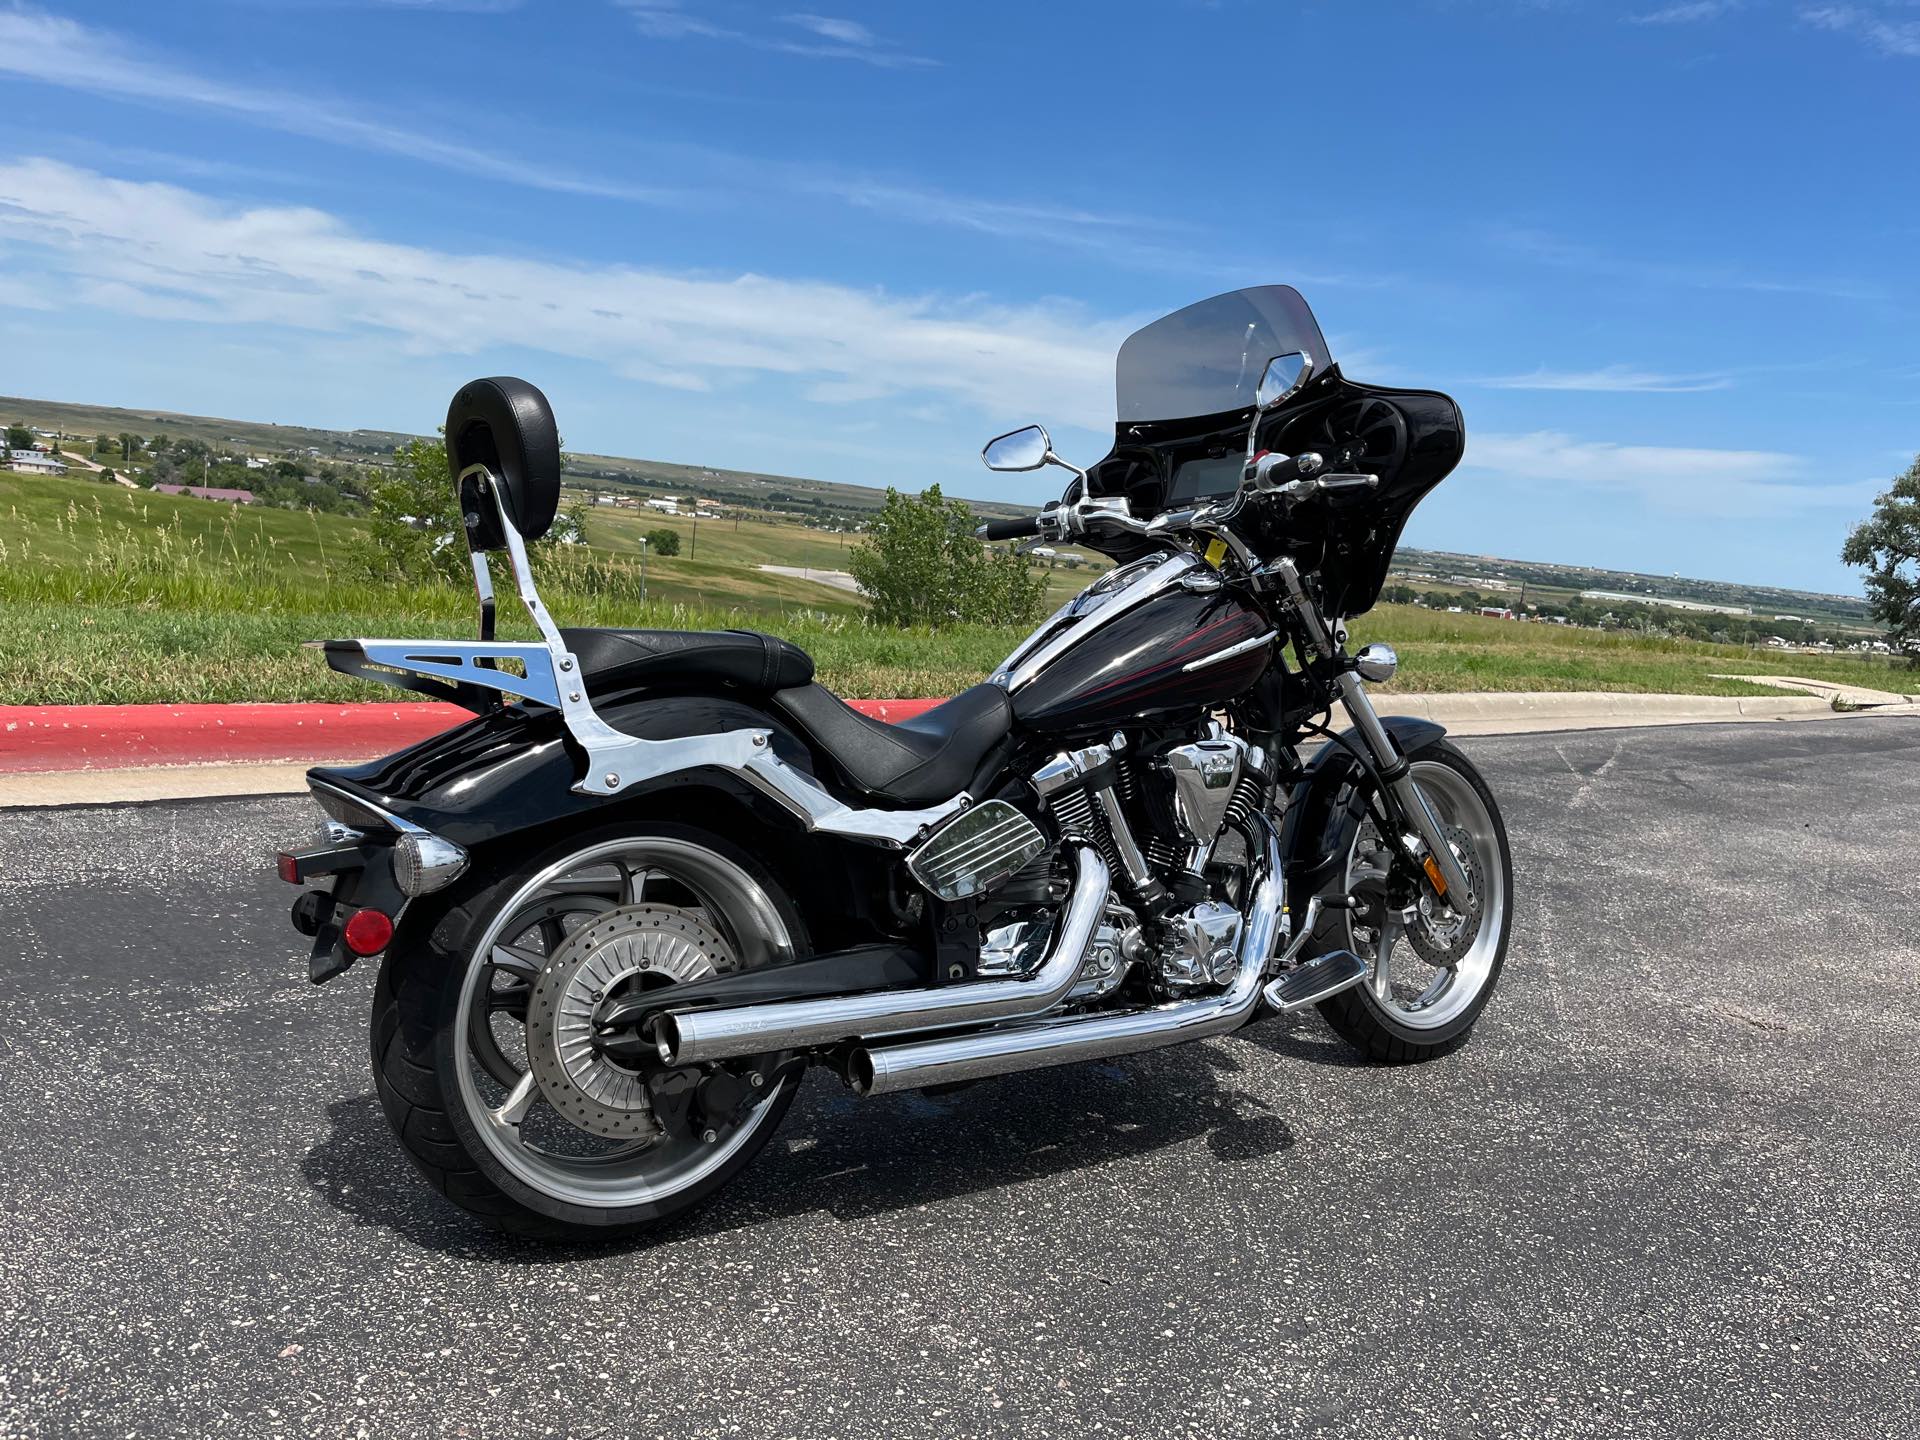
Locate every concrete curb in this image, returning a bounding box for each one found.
[1377,691,1841,735]
[0,698,942,775]
[2,691,1901,808]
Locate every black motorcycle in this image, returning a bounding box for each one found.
[278,285,1512,1239]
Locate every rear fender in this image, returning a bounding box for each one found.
[305,693,906,961]
[308,693,815,854]
[1279,716,1447,895]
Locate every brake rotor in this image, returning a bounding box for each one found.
[524,905,735,1140]
[1406,823,1483,968]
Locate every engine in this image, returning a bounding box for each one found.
[1024,726,1270,996]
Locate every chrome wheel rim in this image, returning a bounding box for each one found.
[1344,761,1505,1031]
[453,836,796,1209]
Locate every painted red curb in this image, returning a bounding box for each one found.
[0,699,945,774]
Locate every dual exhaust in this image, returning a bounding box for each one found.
[657,820,1358,1095]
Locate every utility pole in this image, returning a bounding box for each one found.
[637,534,648,605]
[690,508,699,559]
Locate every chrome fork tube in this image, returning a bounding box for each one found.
[1269,559,1472,904]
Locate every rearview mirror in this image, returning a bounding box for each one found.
[1256,352,1313,412]
[982,425,1053,472]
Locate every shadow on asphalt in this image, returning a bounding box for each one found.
[301,1036,1303,1259]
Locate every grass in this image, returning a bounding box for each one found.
[1,475,1909,706]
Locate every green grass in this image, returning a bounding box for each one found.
[2,475,1910,706]
[1350,605,1911,696]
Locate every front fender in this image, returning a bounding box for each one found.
[1279,715,1447,896]
[307,694,816,853]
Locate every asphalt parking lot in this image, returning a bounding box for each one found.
[1,717,1916,1438]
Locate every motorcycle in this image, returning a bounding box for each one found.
[278,285,1512,1240]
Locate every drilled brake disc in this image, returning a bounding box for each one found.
[524,905,735,1140]
[1406,824,1484,968]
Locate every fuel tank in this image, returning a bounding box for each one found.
[996,553,1273,734]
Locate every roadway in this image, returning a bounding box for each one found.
[0,717,1915,1437]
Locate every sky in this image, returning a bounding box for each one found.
[0,1,1914,595]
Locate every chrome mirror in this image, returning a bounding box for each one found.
[981,425,1052,472]
[1256,352,1313,411]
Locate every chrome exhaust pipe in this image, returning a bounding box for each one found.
[849,820,1293,1098]
[658,847,1110,1065]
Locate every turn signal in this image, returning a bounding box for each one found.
[342,908,395,956]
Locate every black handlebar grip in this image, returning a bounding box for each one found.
[980,516,1041,541]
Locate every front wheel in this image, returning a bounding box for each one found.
[370,822,807,1240]
[1314,740,1513,1063]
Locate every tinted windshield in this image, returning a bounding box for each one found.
[1114,286,1330,423]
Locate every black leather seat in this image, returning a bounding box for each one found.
[772,683,1014,807]
[561,628,814,696]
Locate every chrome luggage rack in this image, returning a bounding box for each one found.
[323,465,965,847]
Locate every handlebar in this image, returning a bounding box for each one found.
[977,515,1042,542]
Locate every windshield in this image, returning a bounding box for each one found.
[1114,286,1330,423]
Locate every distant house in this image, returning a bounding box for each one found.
[152,483,257,505]
[5,449,67,475]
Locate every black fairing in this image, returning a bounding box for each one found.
[1011,587,1271,733]
[1086,365,1465,618]
[308,694,814,851]
[446,376,562,548]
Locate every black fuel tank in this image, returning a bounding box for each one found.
[1008,585,1272,733]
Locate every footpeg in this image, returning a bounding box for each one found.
[1262,949,1367,1013]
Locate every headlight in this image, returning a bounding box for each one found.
[392,831,470,897]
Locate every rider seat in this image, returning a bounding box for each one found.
[563,627,1012,807]
[772,683,1013,808]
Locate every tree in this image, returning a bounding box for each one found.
[5,425,30,450]
[353,437,466,584]
[645,526,682,557]
[1842,454,1920,665]
[353,437,584,583]
[848,484,1048,629]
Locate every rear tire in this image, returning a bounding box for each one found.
[370,821,807,1241]
[1313,740,1512,1063]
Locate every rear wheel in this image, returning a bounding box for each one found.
[1314,741,1512,1062]
[371,822,807,1240]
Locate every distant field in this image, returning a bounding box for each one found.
[1,474,1909,706]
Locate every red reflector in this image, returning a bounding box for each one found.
[342,908,395,956]
[276,853,301,885]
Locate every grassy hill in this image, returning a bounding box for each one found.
[0,396,1908,707]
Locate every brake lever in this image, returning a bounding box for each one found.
[1274,472,1380,504]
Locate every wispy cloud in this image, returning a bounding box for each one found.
[1466,430,1878,518]
[0,158,1122,426]
[1801,5,1920,58]
[1475,365,1734,393]
[1631,1,1741,23]
[615,1,935,66]
[1492,225,1881,301]
[785,13,875,46]
[0,7,677,203]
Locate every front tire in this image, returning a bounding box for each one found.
[1314,740,1513,1063]
[370,821,807,1241]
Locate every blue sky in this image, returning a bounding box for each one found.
[1,1,1914,594]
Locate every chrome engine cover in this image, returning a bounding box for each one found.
[1156,900,1244,990]
[1161,735,1247,870]
[978,901,1142,1002]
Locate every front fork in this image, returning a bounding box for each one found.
[1268,560,1474,908]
